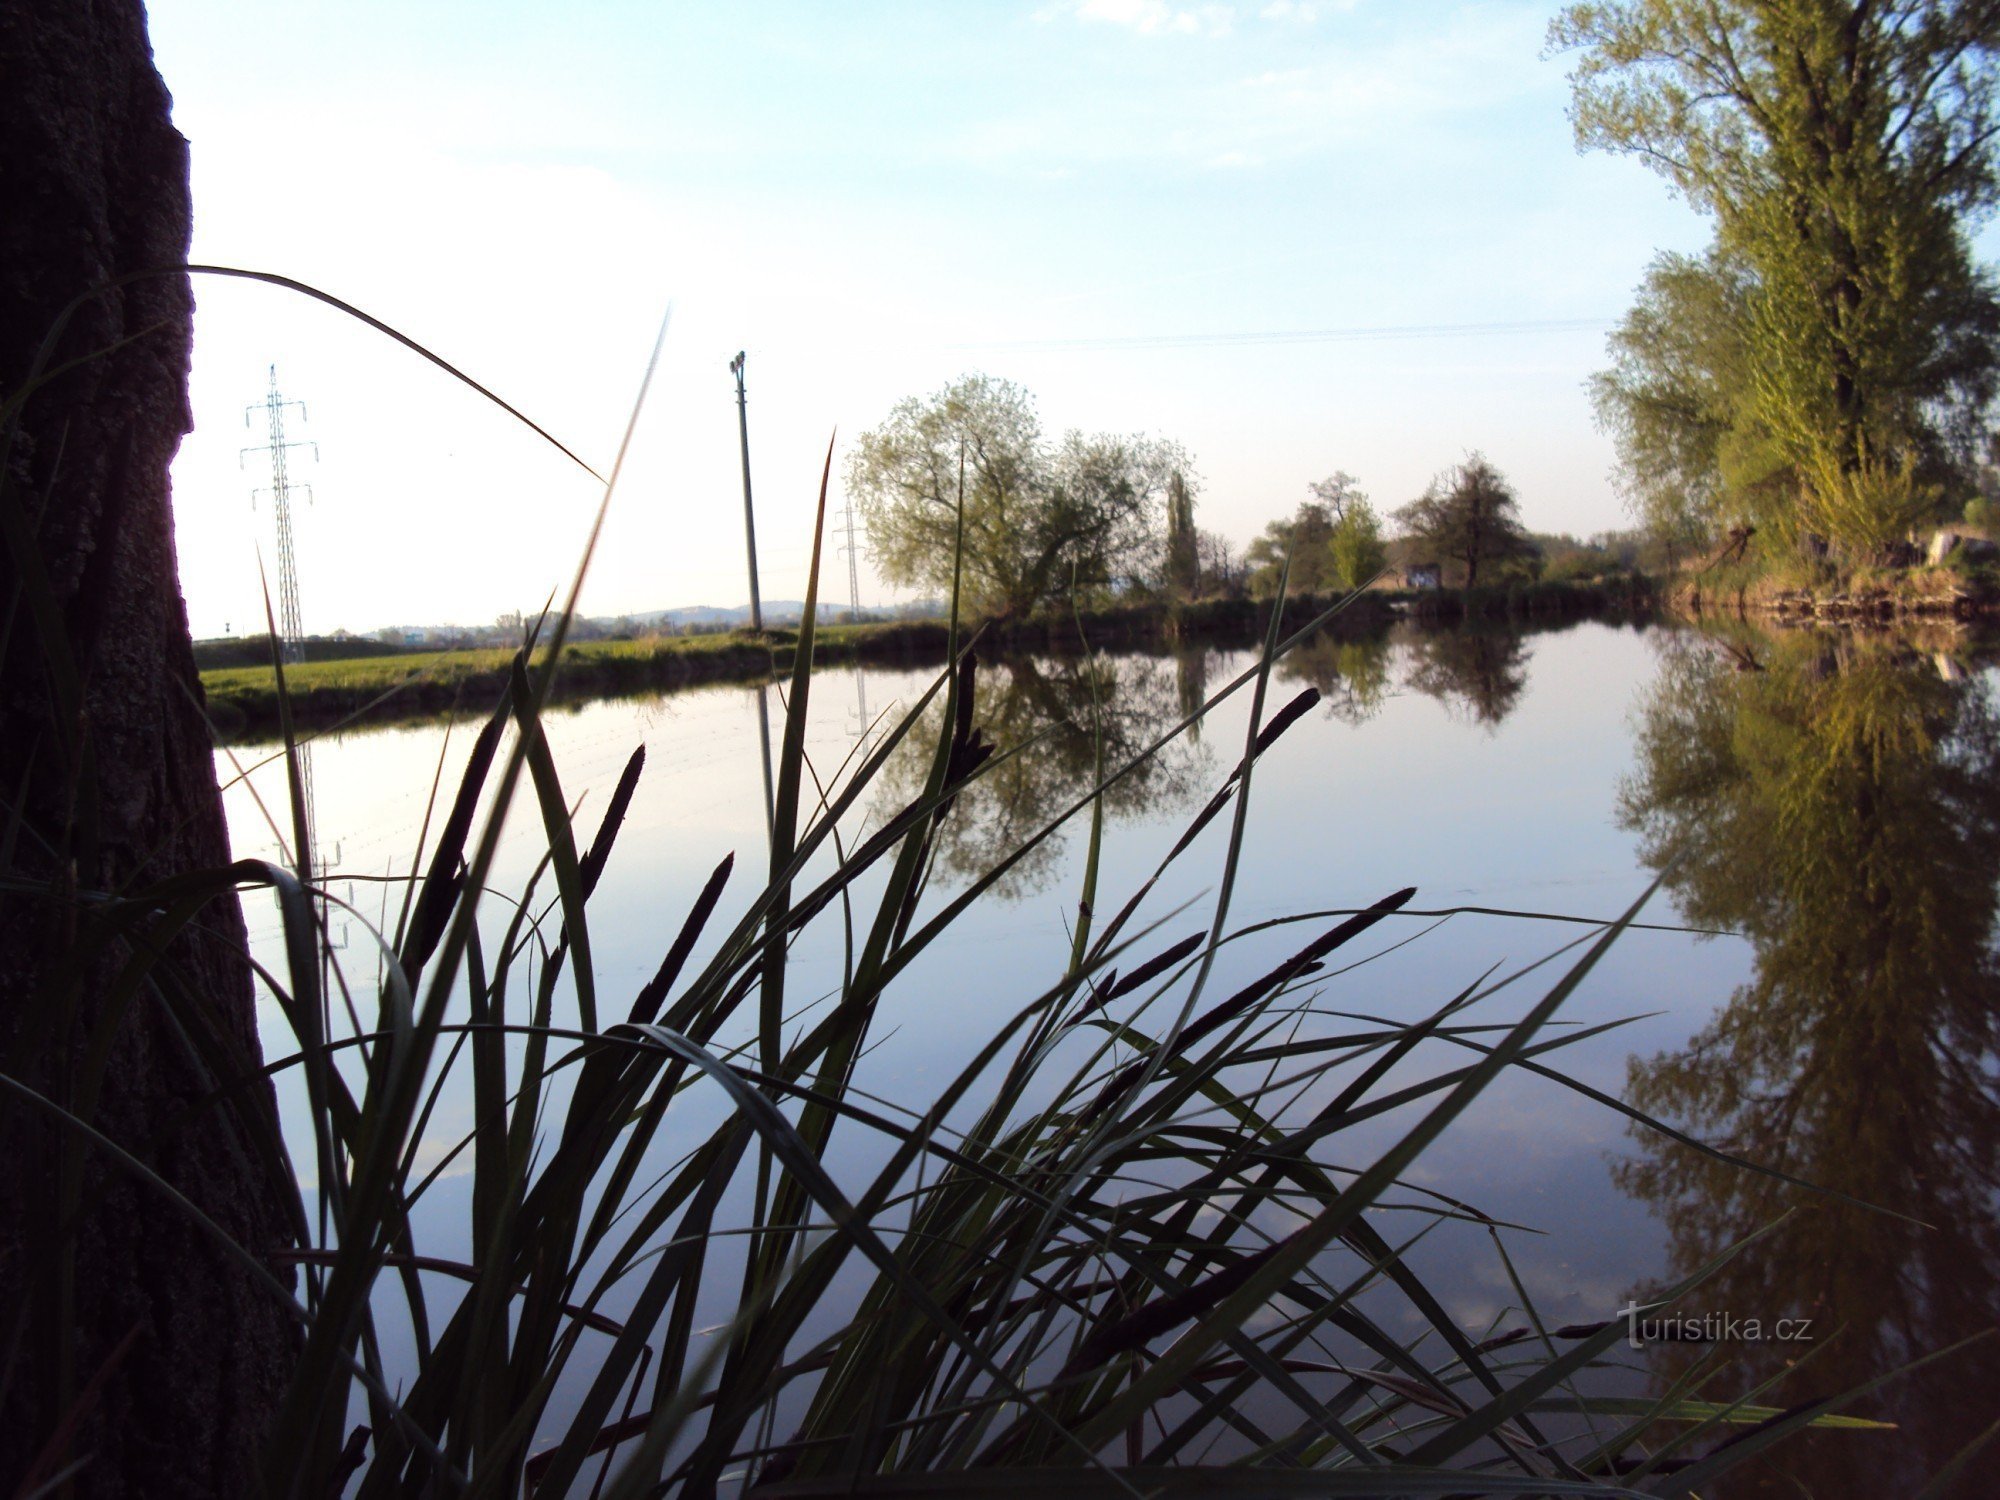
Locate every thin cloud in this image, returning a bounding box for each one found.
[950,6,1551,174]
[1073,0,1237,37]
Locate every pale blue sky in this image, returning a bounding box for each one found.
[144,1,1979,635]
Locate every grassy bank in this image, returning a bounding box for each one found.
[202,579,1659,739]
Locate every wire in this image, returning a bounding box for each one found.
[944,316,1612,353]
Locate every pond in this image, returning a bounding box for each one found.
[216,614,2000,1496]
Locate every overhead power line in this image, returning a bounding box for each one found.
[945,316,1613,353]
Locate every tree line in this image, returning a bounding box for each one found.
[846,376,1571,618]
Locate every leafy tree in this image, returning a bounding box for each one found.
[1246,500,1338,597]
[1589,249,1757,556]
[1393,453,1538,587]
[1306,470,1368,520]
[1244,474,1384,597]
[1552,1,2000,556]
[1328,502,1387,590]
[1195,528,1248,597]
[1163,469,1199,598]
[847,375,1189,619]
[1309,471,1389,589]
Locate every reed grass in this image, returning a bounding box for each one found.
[1,268,1913,1497]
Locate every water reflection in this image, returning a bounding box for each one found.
[899,622,1566,900]
[875,653,1212,897]
[1275,619,1539,730]
[1277,630,1394,726]
[1402,622,1532,728]
[1615,631,2000,1496]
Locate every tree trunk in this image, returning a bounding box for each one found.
[0,3,295,1494]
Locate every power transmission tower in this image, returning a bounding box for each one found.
[241,364,317,664]
[241,365,323,889]
[838,503,866,620]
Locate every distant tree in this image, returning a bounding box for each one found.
[1307,471,1369,522]
[1304,472,1387,590]
[1195,528,1248,597]
[1246,501,1338,596]
[1329,503,1387,590]
[1394,454,1538,587]
[1163,469,1200,598]
[847,375,1189,619]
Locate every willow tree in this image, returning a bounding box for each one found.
[1,4,294,1494]
[847,375,1190,619]
[1553,2,2000,556]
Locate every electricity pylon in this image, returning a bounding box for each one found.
[241,365,317,664]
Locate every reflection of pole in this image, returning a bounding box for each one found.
[730,351,764,632]
[755,683,776,849]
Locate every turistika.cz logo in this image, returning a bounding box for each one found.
[1619,1301,1816,1351]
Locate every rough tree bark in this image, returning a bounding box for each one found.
[0,2,295,1494]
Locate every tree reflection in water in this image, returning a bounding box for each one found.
[1401,622,1532,728]
[1615,630,2000,1497]
[1277,629,1394,725]
[873,652,1211,899]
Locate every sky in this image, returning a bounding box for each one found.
[140,0,1925,637]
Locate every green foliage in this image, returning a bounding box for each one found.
[1553,1,2000,558]
[1246,499,1338,597]
[1329,500,1388,591]
[1277,630,1393,725]
[1394,453,1539,588]
[1246,473,1386,597]
[1163,469,1199,598]
[846,375,1191,619]
[1589,249,1765,548]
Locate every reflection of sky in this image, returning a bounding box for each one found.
[215,623,1756,1437]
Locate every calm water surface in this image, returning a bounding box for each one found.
[217,617,2000,1496]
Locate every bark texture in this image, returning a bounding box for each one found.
[0,2,295,1494]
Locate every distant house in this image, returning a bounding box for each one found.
[1405,561,1442,590]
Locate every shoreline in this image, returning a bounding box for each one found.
[200,577,1659,741]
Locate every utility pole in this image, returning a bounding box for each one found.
[730,351,765,632]
[730,352,776,843]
